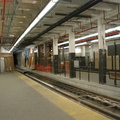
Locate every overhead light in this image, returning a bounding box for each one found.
[65,33,120,49]
[58,41,69,46]
[15,16,26,18]
[75,47,81,53]
[105,34,120,40]
[9,0,59,52]
[91,34,120,43]
[23,16,26,18]
[9,34,15,37]
[91,39,98,43]
[64,46,69,49]
[18,8,31,11]
[105,26,120,33]
[34,49,38,52]
[89,46,91,48]
[33,0,37,4]
[75,42,87,47]
[75,33,98,41]
[58,26,120,46]
[64,42,87,49]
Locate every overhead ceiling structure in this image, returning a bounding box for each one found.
[0,0,120,51]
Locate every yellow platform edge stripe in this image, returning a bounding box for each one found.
[14,71,111,120]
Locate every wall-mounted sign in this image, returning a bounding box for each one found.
[74,60,79,68]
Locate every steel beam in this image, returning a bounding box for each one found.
[31,0,102,42]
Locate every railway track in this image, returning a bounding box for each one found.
[17,69,120,120]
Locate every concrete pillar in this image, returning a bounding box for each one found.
[82,46,86,56]
[53,38,58,74]
[38,45,41,64]
[69,29,76,78]
[89,45,93,61]
[98,14,106,84]
[44,42,47,66]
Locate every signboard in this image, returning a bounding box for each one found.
[108,44,120,56]
[116,44,120,55]
[108,45,116,56]
[74,60,79,68]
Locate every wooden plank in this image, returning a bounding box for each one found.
[11,56,15,71]
[109,72,120,80]
[6,57,9,72]
[95,52,99,69]
[107,56,112,70]
[30,53,35,69]
[116,56,119,70]
[4,56,15,72]
[4,57,7,71]
[0,53,13,58]
[0,53,13,55]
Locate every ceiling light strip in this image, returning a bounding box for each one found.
[9,0,59,52]
[64,34,120,49]
[58,26,120,46]
[91,34,120,42]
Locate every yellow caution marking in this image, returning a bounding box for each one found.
[14,71,111,120]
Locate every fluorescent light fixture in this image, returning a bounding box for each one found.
[15,16,26,18]
[75,33,98,41]
[34,49,38,52]
[65,33,120,49]
[105,34,120,40]
[18,8,31,11]
[9,0,59,52]
[91,39,98,42]
[9,34,15,37]
[58,41,69,46]
[64,46,69,49]
[58,26,120,46]
[33,0,37,4]
[75,47,81,53]
[91,34,120,43]
[105,26,120,33]
[75,42,87,47]
[64,42,87,49]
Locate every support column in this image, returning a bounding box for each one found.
[82,46,85,56]
[53,38,58,74]
[98,14,106,84]
[38,45,41,64]
[69,29,76,78]
[44,42,47,66]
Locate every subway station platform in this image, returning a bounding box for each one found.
[20,67,120,100]
[0,71,111,120]
[35,71,120,99]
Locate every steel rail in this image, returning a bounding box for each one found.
[17,68,120,120]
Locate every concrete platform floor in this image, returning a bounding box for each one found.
[0,72,111,120]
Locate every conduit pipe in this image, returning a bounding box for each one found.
[58,30,120,45]
[59,4,120,42]
[58,15,120,43]
[32,0,102,42]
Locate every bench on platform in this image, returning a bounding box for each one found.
[109,72,120,80]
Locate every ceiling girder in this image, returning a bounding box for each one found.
[22,0,102,47]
